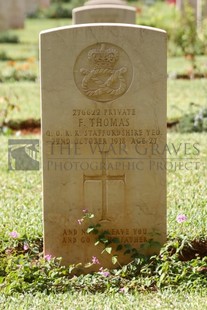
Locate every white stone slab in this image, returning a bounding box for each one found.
[0,1,10,31]
[40,24,167,271]
[73,5,136,24]
[9,0,25,29]
[25,0,38,15]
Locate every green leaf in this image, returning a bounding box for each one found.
[159,272,166,284]
[88,214,94,219]
[105,247,112,254]
[84,262,93,268]
[86,227,95,234]
[112,256,118,265]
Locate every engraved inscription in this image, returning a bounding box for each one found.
[74,43,133,102]
[84,151,125,222]
[61,228,148,245]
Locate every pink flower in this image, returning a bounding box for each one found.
[23,243,29,251]
[120,287,127,293]
[82,209,88,214]
[99,267,110,277]
[44,254,52,261]
[9,231,19,238]
[78,218,84,225]
[92,256,100,265]
[176,214,187,223]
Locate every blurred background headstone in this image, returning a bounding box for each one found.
[9,0,26,29]
[0,1,10,31]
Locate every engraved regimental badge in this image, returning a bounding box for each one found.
[74,43,133,102]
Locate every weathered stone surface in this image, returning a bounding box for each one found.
[9,0,25,29]
[40,24,167,271]
[73,4,136,24]
[25,0,38,15]
[0,1,10,31]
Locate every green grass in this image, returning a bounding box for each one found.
[1,82,40,121]
[0,290,207,309]
[167,133,207,238]
[168,55,207,75]
[168,79,207,120]
[11,18,72,44]
[0,44,38,61]
[0,136,41,240]
[0,19,71,60]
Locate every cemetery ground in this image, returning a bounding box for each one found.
[0,13,207,310]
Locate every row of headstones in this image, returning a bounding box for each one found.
[0,0,50,31]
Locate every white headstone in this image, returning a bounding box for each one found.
[9,0,25,29]
[0,1,10,31]
[73,0,136,25]
[40,24,167,271]
[73,4,136,24]
[25,0,38,15]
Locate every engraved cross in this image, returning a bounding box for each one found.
[83,151,125,222]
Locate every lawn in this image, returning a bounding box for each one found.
[1,291,207,309]
[0,8,207,309]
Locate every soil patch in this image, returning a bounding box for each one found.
[3,118,179,135]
